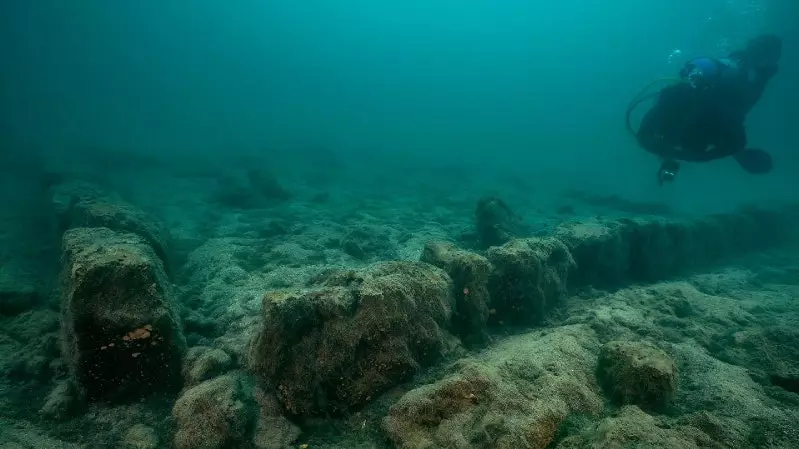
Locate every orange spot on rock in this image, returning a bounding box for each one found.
[125,326,152,341]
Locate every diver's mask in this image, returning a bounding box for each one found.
[680,57,739,90]
[680,58,718,89]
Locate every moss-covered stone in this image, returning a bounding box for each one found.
[597,341,677,411]
[486,237,574,326]
[475,196,528,248]
[247,261,455,417]
[52,181,172,273]
[383,325,602,449]
[60,227,186,402]
[172,372,258,449]
[557,405,722,449]
[421,241,492,346]
[182,346,233,387]
[554,206,793,290]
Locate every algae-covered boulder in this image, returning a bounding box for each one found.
[383,325,603,449]
[172,372,258,449]
[421,241,492,346]
[556,405,721,449]
[555,207,791,290]
[553,219,631,288]
[247,261,455,417]
[598,341,677,411]
[564,189,673,215]
[475,196,528,248]
[0,420,83,449]
[252,387,301,449]
[52,181,171,271]
[182,346,233,387]
[68,199,171,270]
[60,227,186,402]
[120,424,159,449]
[39,380,79,420]
[340,224,397,261]
[486,237,574,326]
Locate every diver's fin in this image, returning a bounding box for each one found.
[734,148,773,174]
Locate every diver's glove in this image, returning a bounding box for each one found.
[657,159,680,186]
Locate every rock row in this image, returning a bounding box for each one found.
[246,204,796,422]
[46,181,797,448]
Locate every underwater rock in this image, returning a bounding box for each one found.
[340,224,397,261]
[247,168,292,201]
[182,310,219,338]
[49,180,108,211]
[474,196,528,248]
[0,285,41,316]
[668,338,799,445]
[182,346,233,387]
[676,411,742,447]
[67,199,171,273]
[486,237,575,326]
[383,325,602,449]
[553,219,632,288]
[557,405,720,449]
[52,181,172,272]
[247,261,455,417]
[0,421,83,449]
[60,227,186,402]
[0,309,61,387]
[120,424,159,449]
[39,380,80,420]
[770,373,799,394]
[252,387,301,449]
[554,206,791,289]
[172,372,258,449]
[564,189,673,215]
[420,241,492,346]
[598,341,677,411]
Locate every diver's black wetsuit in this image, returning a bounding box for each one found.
[636,35,780,182]
[637,81,748,163]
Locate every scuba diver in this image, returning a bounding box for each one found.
[628,34,782,185]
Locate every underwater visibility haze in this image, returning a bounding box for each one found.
[0,1,798,448]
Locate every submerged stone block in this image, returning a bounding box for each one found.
[52,181,171,272]
[553,219,630,288]
[475,196,529,248]
[598,341,677,411]
[554,206,793,289]
[172,372,258,449]
[60,227,186,402]
[421,241,492,346]
[486,237,574,326]
[247,261,455,417]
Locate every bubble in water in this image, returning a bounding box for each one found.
[667,49,682,65]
